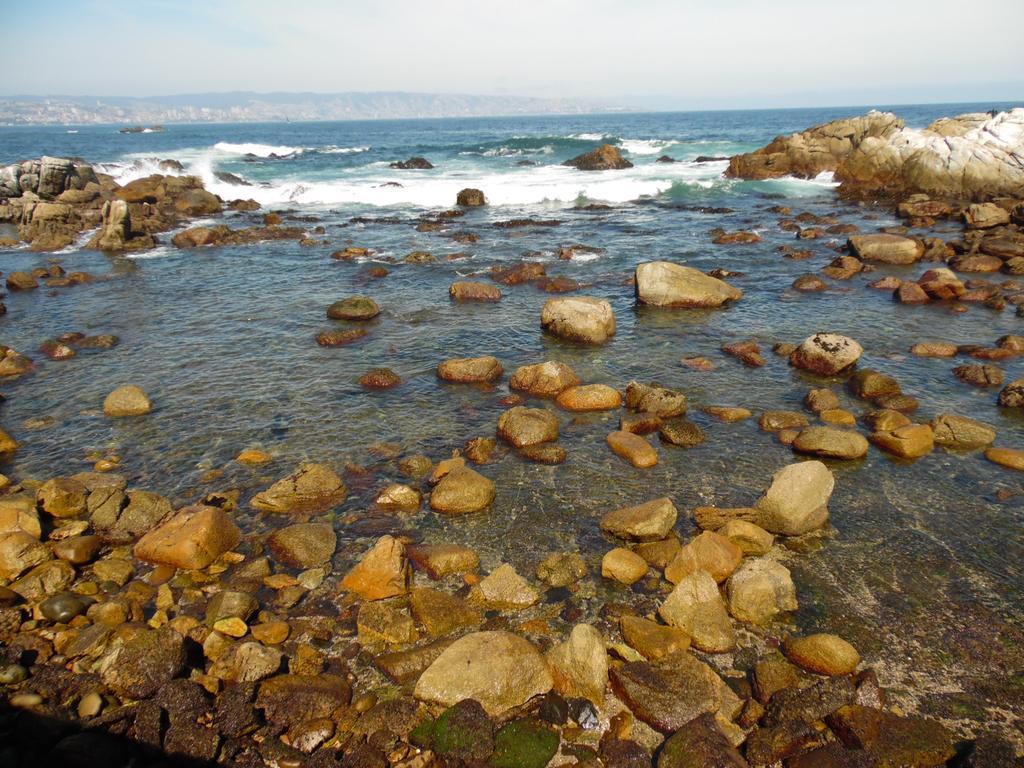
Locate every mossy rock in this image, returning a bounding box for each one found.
[490,718,559,768]
[412,699,495,762]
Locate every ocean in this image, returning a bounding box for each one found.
[1,103,1022,741]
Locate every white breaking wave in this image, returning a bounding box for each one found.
[620,139,677,155]
[212,141,304,157]
[321,145,370,154]
[569,132,608,141]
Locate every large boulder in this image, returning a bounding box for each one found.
[100,627,186,699]
[727,558,798,623]
[563,144,633,171]
[546,623,608,705]
[635,262,742,308]
[755,460,834,536]
[497,406,559,447]
[509,361,580,396]
[251,464,347,514]
[600,497,678,541]
[848,234,923,265]
[429,466,496,514]
[133,505,241,570]
[540,297,616,344]
[414,631,553,715]
[658,570,736,653]
[789,333,863,376]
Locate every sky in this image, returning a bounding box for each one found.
[5,0,1023,110]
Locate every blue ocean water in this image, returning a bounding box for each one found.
[1,103,1023,739]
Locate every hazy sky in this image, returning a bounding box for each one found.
[7,0,1023,109]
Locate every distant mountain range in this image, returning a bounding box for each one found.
[0,91,629,125]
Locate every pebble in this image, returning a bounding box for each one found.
[0,664,28,685]
[10,693,43,708]
[77,691,104,717]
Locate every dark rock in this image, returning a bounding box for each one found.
[490,718,560,768]
[657,713,748,767]
[826,705,956,767]
[101,627,186,699]
[256,674,351,729]
[390,157,434,170]
[456,188,486,206]
[745,719,824,765]
[609,656,721,733]
[563,144,633,171]
[763,676,856,727]
[414,699,495,762]
[659,418,706,447]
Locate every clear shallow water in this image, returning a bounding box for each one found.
[2,104,1023,742]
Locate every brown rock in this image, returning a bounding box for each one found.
[556,384,622,411]
[251,464,347,514]
[429,466,496,514]
[450,281,501,302]
[869,423,934,458]
[602,547,649,585]
[497,406,559,447]
[340,535,409,600]
[103,385,152,417]
[509,360,580,396]
[607,431,658,468]
[784,633,860,675]
[540,296,616,344]
[133,505,240,570]
[437,355,503,383]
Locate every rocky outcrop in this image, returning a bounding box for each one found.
[728,108,1024,201]
[563,144,633,171]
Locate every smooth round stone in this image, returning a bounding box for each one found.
[985,447,1024,471]
[40,592,89,623]
[10,693,43,708]
[784,633,860,676]
[0,664,28,685]
[77,691,104,718]
[51,534,103,565]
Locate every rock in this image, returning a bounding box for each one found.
[474,563,539,609]
[359,367,400,389]
[450,281,501,301]
[437,355,503,383]
[510,360,580,396]
[916,267,964,300]
[657,713,748,768]
[340,535,409,600]
[755,461,834,536]
[703,406,752,422]
[848,370,901,401]
[390,157,434,169]
[607,431,658,468]
[133,505,240,570]
[374,483,421,511]
[497,406,559,447]
[998,378,1024,406]
[792,426,869,460]
[536,552,587,587]
[625,381,687,417]
[0,428,18,461]
[414,699,494,762]
[793,274,828,292]
[491,262,546,285]
[456,188,486,206]
[634,261,743,307]
[101,627,186,699]
[267,522,336,568]
[602,548,649,585]
[0,532,42,580]
[718,520,774,556]
[490,718,559,768]
[556,384,622,411]
[326,296,380,320]
[410,586,483,636]
[257,674,351,729]
[985,447,1024,471]
[790,333,863,376]
[848,234,923,264]
[620,616,691,661]
[869,423,934,458]
[563,144,633,171]
[429,466,496,514]
[658,570,735,653]
[547,624,608,704]
[955,363,1004,388]
[52,534,102,564]
[93,488,170,543]
[910,341,958,358]
[964,202,1011,229]
[659,418,705,447]
[37,477,89,518]
[827,705,955,766]
[6,271,39,291]
[760,411,810,432]
[714,230,762,245]
[785,633,860,675]
[251,464,347,514]
[929,414,995,449]
[407,542,479,578]
[357,601,418,646]
[727,559,798,624]
[414,631,553,716]
[103,385,152,417]
[316,328,367,346]
[665,531,743,584]
[540,296,616,344]
[610,654,728,733]
[601,497,678,542]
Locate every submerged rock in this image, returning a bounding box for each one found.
[251,463,347,514]
[437,355,503,383]
[792,426,869,460]
[414,631,553,716]
[429,466,496,514]
[450,281,501,302]
[102,385,152,417]
[601,497,678,541]
[497,406,559,447]
[790,333,863,376]
[327,296,380,320]
[509,360,580,396]
[727,558,798,624]
[607,431,658,468]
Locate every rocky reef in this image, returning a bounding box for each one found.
[727,108,1024,201]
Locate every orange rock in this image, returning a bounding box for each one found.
[556,384,622,412]
[133,505,241,570]
[606,431,658,468]
[340,535,410,601]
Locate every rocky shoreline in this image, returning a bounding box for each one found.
[1,109,1024,767]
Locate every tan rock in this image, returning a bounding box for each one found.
[497,406,559,447]
[607,431,658,468]
[784,633,860,676]
[450,281,501,302]
[437,355,503,383]
[930,414,995,450]
[251,463,347,514]
[410,587,483,637]
[634,261,743,307]
[133,505,241,570]
[266,522,336,568]
[357,601,418,646]
[986,447,1024,471]
[619,615,691,661]
[547,624,608,704]
[718,520,774,556]
[702,406,752,422]
[414,631,553,716]
[103,385,152,417]
[473,563,539,609]
[429,466,495,514]
[602,547,649,585]
[540,296,616,344]
[658,570,735,653]
[847,234,923,264]
[36,477,89,518]
[792,426,869,460]
[600,497,678,542]
[0,531,51,579]
[727,559,798,623]
[509,360,580,396]
[556,384,622,412]
[407,542,479,578]
[373,483,422,511]
[664,531,743,584]
[755,460,834,536]
[340,535,409,600]
[236,449,272,465]
[869,423,934,458]
[790,333,863,376]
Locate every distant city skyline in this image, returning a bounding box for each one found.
[7,0,1023,111]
